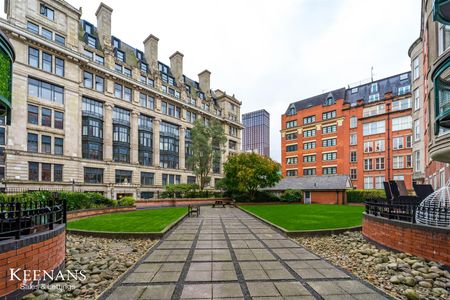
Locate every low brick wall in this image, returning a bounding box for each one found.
[136,198,232,208]
[0,225,66,298]
[67,206,136,220]
[363,214,450,266]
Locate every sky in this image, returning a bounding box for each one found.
[0,0,421,162]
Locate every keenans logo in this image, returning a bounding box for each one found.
[9,268,87,283]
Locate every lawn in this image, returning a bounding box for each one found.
[240,204,364,231]
[67,207,187,232]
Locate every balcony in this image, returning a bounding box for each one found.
[433,0,450,25]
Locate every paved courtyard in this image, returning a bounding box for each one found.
[104,207,389,300]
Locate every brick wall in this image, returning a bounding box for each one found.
[309,191,345,205]
[363,214,450,266]
[0,225,65,298]
[67,206,136,220]
[136,198,232,208]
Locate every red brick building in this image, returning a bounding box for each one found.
[281,72,414,190]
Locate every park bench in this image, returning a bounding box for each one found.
[212,199,236,208]
[188,204,200,217]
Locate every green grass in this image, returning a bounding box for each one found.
[240,204,364,231]
[67,207,187,232]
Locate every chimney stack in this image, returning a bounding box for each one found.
[144,34,159,70]
[198,70,211,93]
[95,2,113,48]
[170,51,184,82]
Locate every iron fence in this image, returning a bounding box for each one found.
[0,193,66,240]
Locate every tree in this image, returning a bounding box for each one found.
[187,119,226,190]
[222,152,282,201]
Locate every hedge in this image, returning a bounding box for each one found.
[280,189,302,203]
[346,189,386,203]
[160,183,224,199]
[230,191,280,203]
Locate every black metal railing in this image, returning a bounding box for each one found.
[0,193,66,240]
[365,198,450,227]
[0,187,82,195]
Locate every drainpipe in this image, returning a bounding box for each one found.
[386,102,391,181]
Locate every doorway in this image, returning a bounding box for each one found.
[304,191,311,204]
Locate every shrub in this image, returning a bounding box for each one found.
[280,190,302,203]
[118,196,135,206]
[230,191,280,203]
[346,189,386,203]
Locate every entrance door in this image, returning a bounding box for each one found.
[304,191,311,204]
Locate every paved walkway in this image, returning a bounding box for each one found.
[104,207,389,300]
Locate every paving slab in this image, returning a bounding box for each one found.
[104,207,390,300]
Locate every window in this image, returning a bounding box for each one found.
[406,135,412,148]
[28,105,39,124]
[55,34,65,46]
[414,89,420,111]
[287,107,296,116]
[82,97,103,118]
[350,169,357,180]
[363,104,385,117]
[115,170,132,184]
[322,124,337,134]
[141,172,154,186]
[28,162,39,181]
[41,135,51,153]
[82,98,104,161]
[393,156,404,169]
[303,155,315,163]
[40,4,54,20]
[400,73,409,81]
[323,167,337,175]
[392,116,412,131]
[350,151,357,163]
[286,157,298,164]
[368,93,380,102]
[364,159,373,170]
[140,62,148,73]
[324,97,335,106]
[375,176,385,189]
[414,151,421,172]
[393,136,404,150]
[160,122,179,169]
[286,120,297,128]
[83,49,93,59]
[413,57,420,80]
[55,58,64,77]
[350,116,357,128]
[41,28,52,40]
[363,120,385,136]
[28,47,39,68]
[375,140,385,152]
[350,134,357,145]
[95,54,104,65]
[87,35,97,48]
[161,101,181,118]
[286,132,297,140]
[28,78,64,104]
[322,138,336,147]
[414,120,420,141]
[138,131,153,166]
[286,170,298,177]
[84,167,103,183]
[392,98,411,111]
[187,176,196,184]
[41,163,51,181]
[375,157,385,170]
[322,152,337,161]
[114,83,123,98]
[303,129,316,137]
[322,110,336,120]
[124,68,132,77]
[351,87,358,94]
[185,111,197,123]
[286,144,298,152]
[303,141,315,150]
[54,137,63,155]
[0,130,4,146]
[303,168,316,176]
[124,87,132,101]
[27,22,39,34]
[303,116,315,124]
[41,108,52,127]
[140,93,154,110]
[54,164,63,182]
[112,37,120,49]
[116,50,125,62]
[364,177,374,189]
[398,85,411,95]
[394,175,405,181]
[42,52,52,73]
[406,155,412,168]
[28,133,38,152]
[162,174,181,186]
[438,24,450,54]
[370,83,378,94]
[364,141,373,153]
[95,76,104,92]
[84,71,93,89]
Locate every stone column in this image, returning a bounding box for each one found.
[222,139,229,173]
[179,126,186,170]
[131,111,139,164]
[104,104,113,161]
[153,118,161,167]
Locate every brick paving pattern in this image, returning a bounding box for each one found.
[104,207,389,300]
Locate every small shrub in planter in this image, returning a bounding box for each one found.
[280,189,302,203]
[118,196,135,206]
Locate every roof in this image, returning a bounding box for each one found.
[344,72,411,105]
[285,88,345,114]
[265,175,352,191]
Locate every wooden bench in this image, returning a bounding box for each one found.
[212,199,236,208]
[212,200,225,208]
[188,205,200,217]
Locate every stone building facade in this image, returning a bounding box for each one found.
[281,73,414,190]
[0,0,243,199]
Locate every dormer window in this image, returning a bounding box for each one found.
[116,49,125,62]
[185,84,191,94]
[112,37,120,49]
[84,23,93,35]
[287,104,296,116]
[351,87,358,94]
[40,3,54,21]
[158,63,169,74]
[136,50,143,61]
[370,83,378,94]
[400,73,409,81]
[198,92,205,100]
[87,35,97,48]
[324,97,335,106]
[140,62,148,73]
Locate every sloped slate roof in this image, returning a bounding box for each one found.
[285,88,346,114]
[265,175,352,191]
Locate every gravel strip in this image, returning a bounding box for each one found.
[295,231,450,300]
[22,234,156,300]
